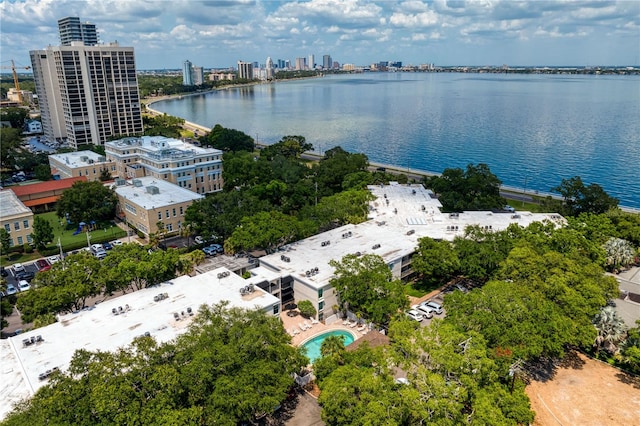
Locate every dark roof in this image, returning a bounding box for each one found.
[346,330,390,352]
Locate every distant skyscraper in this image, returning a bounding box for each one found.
[308,54,315,70]
[183,60,193,85]
[30,42,142,147]
[58,16,98,46]
[295,57,306,71]
[277,59,286,69]
[323,55,332,70]
[265,57,274,79]
[237,61,254,80]
[192,66,204,85]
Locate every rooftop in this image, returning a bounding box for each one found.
[1,268,279,417]
[0,190,32,219]
[106,136,222,159]
[114,177,204,209]
[48,150,109,168]
[9,176,86,197]
[259,182,565,289]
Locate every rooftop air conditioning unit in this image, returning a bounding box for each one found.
[80,156,89,162]
[115,178,126,186]
[146,186,160,195]
[132,179,143,187]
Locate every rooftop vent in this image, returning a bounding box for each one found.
[406,229,415,235]
[80,156,89,162]
[146,185,160,195]
[115,178,126,186]
[132,179,143,187]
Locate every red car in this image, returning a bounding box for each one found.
[36,259,51,272]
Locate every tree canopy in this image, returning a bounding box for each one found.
[2,303,307,425]
[30,216,54,250]
[424,163,505,212]
[200,124,254,152]
[552,176,619,216]
[329,253,408,325]
[56,181,118,224]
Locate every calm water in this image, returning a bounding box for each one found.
[152,73,640,209]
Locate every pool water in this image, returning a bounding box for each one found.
[301,330,355,364]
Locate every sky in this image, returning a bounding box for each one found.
[1,0,639,70]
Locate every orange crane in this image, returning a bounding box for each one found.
[1,60,31,104]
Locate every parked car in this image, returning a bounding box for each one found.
[503,205,516,213]
[18,280,31,292]
[194,236,205,245]
[405,309,424,322]
[0,266,7,277]
[202,244,223,256]
[47,255,61,264]
[422,301,443,315]
[412,304,434,319]
[36,259,51,272]
[6,284,18,295]
[102,241,113,250]
[13,263,25,273]
[16,271,35,282]
[110,240,123,247]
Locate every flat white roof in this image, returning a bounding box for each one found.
[1,268,279,417]
[0,190,32,218]
[114,176,204,209]
[259,183,565,289]
[48,150,109,167]
[106,136,222,157]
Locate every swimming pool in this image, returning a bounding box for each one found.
[300,330,356,364]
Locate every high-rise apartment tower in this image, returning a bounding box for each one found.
[58,16,98,46]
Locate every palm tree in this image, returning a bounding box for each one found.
[603,237,635,271]
[320,335,346,359]
[593,306,627,355]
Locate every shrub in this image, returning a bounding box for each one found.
[297,300,317,318]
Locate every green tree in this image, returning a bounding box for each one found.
[201,124,254,152]
[0,127,22,171]
[553,176,619,216]
[34,164,52,181]
[412,237,460,286]
[98,168,112,182]
[0,107,28,128]
[425,163,505,212]
[56,181,118,224]
[592,306,627,355]
[314,146,369,196]
[297,300,317,318]
[603,237,635,271]
[329,253,408,325]
[31,216,54,250]
[0,228,11,256]
[260,135,312,159]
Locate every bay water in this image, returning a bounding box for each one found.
[152,73,640,209]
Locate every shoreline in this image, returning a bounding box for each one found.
[144,87,640,215]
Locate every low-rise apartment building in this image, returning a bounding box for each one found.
[105,136,223,195]
[0,190,34,247]
[113,177,204,237]
[48,150,116,181]
[256,182,566,322]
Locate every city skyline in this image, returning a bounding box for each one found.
[0,0,639,71]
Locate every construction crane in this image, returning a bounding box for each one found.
[1,60,31,104]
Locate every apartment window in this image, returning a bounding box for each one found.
[273,304,280,315]
[166,210,170,218]
[166,223,173,232]
[4,224,10,232]
[172,208,176,217]
[318,288,323,299]
[179,206,184,215]
[14,222,20,231]
[318,301,325,311]
[23,220,29,229]
[27,235,33,243]
[158,212,162,220]
[17,236,23,245]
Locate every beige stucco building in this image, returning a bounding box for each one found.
[0,190,34,247]
[105,136,223,195]
[48,150,116,181]
[113,177,204,237]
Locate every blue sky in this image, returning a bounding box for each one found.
[1,0,638,70]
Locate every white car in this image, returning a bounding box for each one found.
[422,301,443,315]
[18,280,31,292]
[405,309,424,322]
[6,284,18,295]
[194,236,205,245]
[412,304,434,319]
[13,263,25,273]
[110,240,123,247]
[48,255,61,264]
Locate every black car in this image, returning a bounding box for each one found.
[0,266,7,277]
[102,241,113,250]
[16,271,35,282]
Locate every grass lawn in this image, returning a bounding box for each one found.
[2,213,127,267]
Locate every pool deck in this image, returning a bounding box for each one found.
[280,312,364,346]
